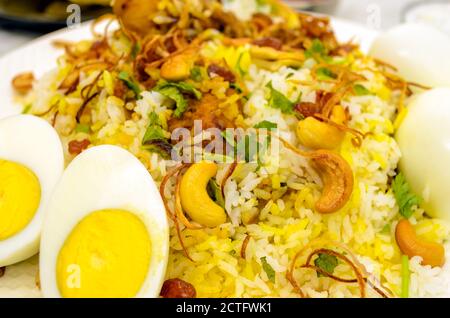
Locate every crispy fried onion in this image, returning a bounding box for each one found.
[240,235,251,259]
[286,239,393,298]
[160,164,208,261]
[313,113,366,147]
[221,162,238,197]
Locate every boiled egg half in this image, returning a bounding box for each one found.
[370,23,450,88]
[0,115,64,266]
[39,145,169,298]
[396,88,450,221]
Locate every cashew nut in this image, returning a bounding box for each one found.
[310,150,354,214]
[395,219,445,267]
[160,51,195,81]
[296,105,347,150]
[250,46,304,62]
[250,46,304,70]
[113,0,157,37]
[180,162,227,227]
[12,72,34,94]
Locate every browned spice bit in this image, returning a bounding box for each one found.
[0,266,5,278]
[251,13,273,32]
[35,269,41,289]
[252,37,283,51]
[59,70,80,95]
[295,102,322,118]
[207,64,236,83]
[12,72,35,94]
[68,139,91,155]
[160,278,196,298]
[113,79,128,99]
[240,235,251,259]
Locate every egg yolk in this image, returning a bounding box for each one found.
[0,159,41,240]
[56,209,151,298]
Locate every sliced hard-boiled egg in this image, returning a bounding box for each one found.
[40,145,169,298]
[396,88,450,221]
[370,23,450,88]
[0,115,64,266]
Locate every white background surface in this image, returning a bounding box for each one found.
[0,0,421,56]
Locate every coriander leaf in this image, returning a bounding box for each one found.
[381,223,391,234]
[154,81,202,118]
[207,179,225,208]
[143,140,173,160]
[316,67,337,81]
[236,52,246,76]
[131,43,141,59]
[392,173,422,219]
[236,133,259,163]
[353,84,371,96]
[401,255,410,298]
[118,71,142,98]
[254,120,277,129]
[22,104,32,114]
[142,112,166,144]
[230,82,243,94]
[260,257,276,283]
[171,82,202,99]
[314,253,338,277]
[266,81,295,114]
[256,0,268,8]
[191,66,202,82]
[75,123,90,134]
[305,39,328,60]
[155,86,188,118]
[155,80,202,99]
[221,130,235,147]
[142,112,172,159]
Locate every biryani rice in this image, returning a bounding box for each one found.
[12,1,450,298]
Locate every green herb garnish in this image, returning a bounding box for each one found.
[266,81,295,114]
[381,223,391,234]
[305,39,329,61]
[260,257,276,283]
[155,81,202,99]
[314,253,338,277]
[254,121,278,129]
[401,255,410,298]
[22,104,32,114]
[236,133,258,163]
[156,86,187,118]
[75,123,90,134]
[131,43,141,59]
[207,179,225,208]
[154,81,202,118]
[190,66,203,82]
[392,173,422,219]
[230,82,244,94]
[353,84,371,96]
[316,67,337,81]
[236,52,246,76]
[142,112,172,158]
[118,71,142,99]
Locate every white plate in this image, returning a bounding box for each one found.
[0,19,379,298]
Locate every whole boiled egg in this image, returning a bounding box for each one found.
[396,88,450,221]
[39,145,169,298]
[370,23,450,87]
[0,115,64,266]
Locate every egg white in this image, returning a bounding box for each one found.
[0,115,64,267]
[370,23,450,88]
[396,88,450,221]
[39,145,169,298]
